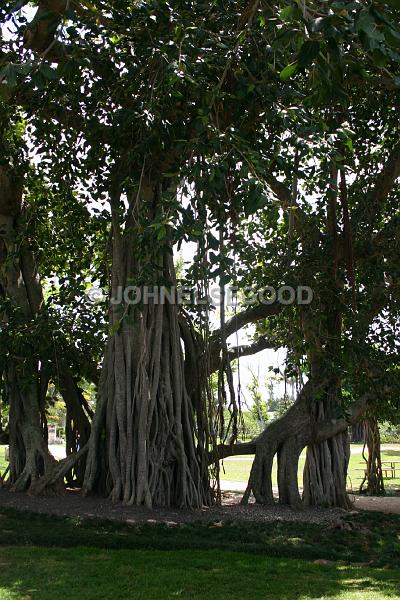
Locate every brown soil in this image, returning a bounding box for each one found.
[353,495,400,514]
[0,487,398,524]
[0,487,347,525]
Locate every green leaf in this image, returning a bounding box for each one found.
[157,225,166,240]
[0,64,17,88]
[0,84,11,101]
[385,29,400,49]
[279,5,302,22]
[344,137,353,152]
[16,62,34,76]
[207,233,219,251]
[40,63,57,80]
[311,17,329,33]
[372,49,389,67]
[219,273,231,286]
[297,41,320,68]
[280,62,298,80]
[356,10,385,49]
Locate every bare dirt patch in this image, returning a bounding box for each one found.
[0,488,346,526]
[1,487,399,525]
[353,495,400,514]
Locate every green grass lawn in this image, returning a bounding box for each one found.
[0,546,398,600]
[0,508,399,599]
[0,447,7,476]
[2,443,400,491]
[220,445,400,493]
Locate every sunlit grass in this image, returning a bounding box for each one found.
[0,504,399,599]
[0,547,398,600]
[0,447,7,476]
[219,445,400,492]
[2,443,400,491]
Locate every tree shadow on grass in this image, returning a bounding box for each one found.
[0,507,399,599]
[0,546,399,600]
[0,506,400,567]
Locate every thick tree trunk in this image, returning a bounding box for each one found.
[303,386,352,509]
[277,437,304,507]
[0,159,89,493]
[351,421,364,443]
[7,360,58,492]
[233,381,368,508]
[303,432,351,508]
[59,374,92,486]
[299,161,353,509]
[0,240,59,491]
[242,383,311,506]
[0,166,57,491]
[83,180,212,508]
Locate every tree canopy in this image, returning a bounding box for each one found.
[0,0,399,508]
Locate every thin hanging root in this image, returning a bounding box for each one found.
[83,183,215,508]
[30,444,89,495]
[288,147,299,263]
[359,417,384,496]
[277,438,303,507]
[303,431,352,509]
[217,207,240,445]
[339,167,357,310]
[83,261,212,508]
[237,380,364,508]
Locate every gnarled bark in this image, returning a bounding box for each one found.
[83,179,212,508]
[242,383,311,506]
[7,360,59,492]
[0,151,90,493]
[219,382,369,508]
[59,373,92,486]
[0,163,55,491]
[303,432,351,509]
[359,416,384,496]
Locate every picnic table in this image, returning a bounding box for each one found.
[381,461,400,478]
[356,461,400,479]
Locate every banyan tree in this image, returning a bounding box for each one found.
[0,0,399,508]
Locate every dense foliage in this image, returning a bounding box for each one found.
[0,0,399,507]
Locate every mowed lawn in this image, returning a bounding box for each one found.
[0,508,399,600]
[0,447,7,475]
[0,547,398,600]
[220,445,400,492]
[2,445,400,491]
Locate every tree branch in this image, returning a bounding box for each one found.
[213,440,256,461]
[23,0,70,55]
[213,384,371,463]
[371,141,400,210]
[267,174,321,241]
[207,303,282,374]
[353,140,400,231]
[222,302,282,339]
[209,335,277,373]
[23,0,110,56]
[228,335,276,360]
[314,394,370,443]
